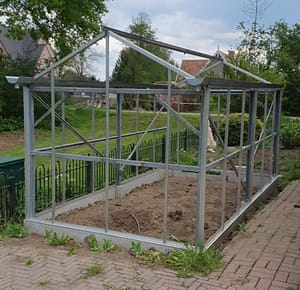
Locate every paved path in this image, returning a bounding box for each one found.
[0,181,299,290]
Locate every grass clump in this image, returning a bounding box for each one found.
[129,241,222,277]
[0,223,28,239]
[44,229,71,246]
[83,263,103,279]
[87,235,117,253]
[165,243,222,277]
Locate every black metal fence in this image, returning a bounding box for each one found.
[0,128,199,224]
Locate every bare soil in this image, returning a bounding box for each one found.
[56,177,240,243]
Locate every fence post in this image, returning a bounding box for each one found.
[161,135,166,162]
[184,129,188,151]
[8,176,16,220]
[131,144,137,175]
[86,160,93,193]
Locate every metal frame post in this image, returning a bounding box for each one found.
[272,90,281,177]
[104,33,110,232]
[50,69,56,222]
[23,85,35,218]
[61,92,66,202]
[163,69,172,243]
[116,93,122,185]
[196,87,210,243]
[245,90,257,201]
[221,90,231,227]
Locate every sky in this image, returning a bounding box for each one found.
[93,0,299,79]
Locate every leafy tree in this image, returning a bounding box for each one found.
[0,55,36,121]
[111,12,175,110]
[0,0,108,58]
[238,0,270,63]
[111,12,175,84]
[266,22,300,115]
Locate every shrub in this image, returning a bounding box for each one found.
[218,113,263,146]
[0,117,23,132]
[280,117,300,148]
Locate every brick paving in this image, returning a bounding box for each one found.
[0,181,299,289]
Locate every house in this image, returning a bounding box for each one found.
[0,26,55,70]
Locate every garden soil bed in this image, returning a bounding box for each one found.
[56,176,241,242]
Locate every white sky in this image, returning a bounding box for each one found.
[92,0,300,79]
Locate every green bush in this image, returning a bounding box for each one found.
[0,117,23,132]
[218,113,263,146]
[280,118,300,148]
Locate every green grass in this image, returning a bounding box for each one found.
[0,106,200,157]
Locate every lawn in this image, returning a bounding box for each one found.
[0,105,201,157]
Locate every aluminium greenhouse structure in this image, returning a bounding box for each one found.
[7,26,283,251]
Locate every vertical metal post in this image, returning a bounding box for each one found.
[50,69,56,222]
[221,90,231,228]
[152,98,156,162]
[196,87,210,244]
[176,95,180,163]
[216,94,221,158]
[272,90,281,177]
[237,91,246,212]
[23,85,35,218]
[116,93,122,185]
[163,69,172,243]
[91,93,96,192]
[61,92,66,202]
[104,33,110,232]
[260,92,268,182]
[245,90,258,201]
[135,94,139,176]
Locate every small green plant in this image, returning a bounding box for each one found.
[255,202,264,211]
[129,241,142,257]
[67,246,75,256]
[83,263,103,279]
[44,229,71,246]
[87,235,116,253]
[165,243,222,277]
[25,258,34,266]
[38,280,50,286]
[238,222,246,232]
[0,223,28,238]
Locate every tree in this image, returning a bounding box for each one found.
[266,22,300,115]
[0,55,37,121]
[238,0,270,63]
[0,0,108,58]
[111,12,175,84]
[61,48,102,81]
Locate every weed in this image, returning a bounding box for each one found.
[67,246,75,256]
[100,239,117,253]
[236,277,250,285]
[87,235,99,251]
[132,273,143,282]
[83,263,103,279]
[44,229,71,246]
[129,241,142,257]
[87,235,116,253]
[255,202,264,211]
[0,223,27,238]
[164,243,223,277]
[25,258,34,266]
[38,280,50,286]
[238,222,246,232]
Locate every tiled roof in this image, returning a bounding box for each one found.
[0,26,47,61]
[180,59,209,76]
